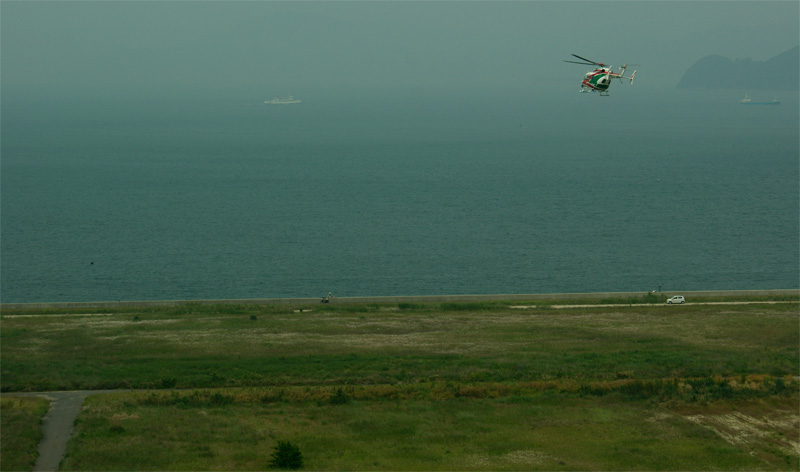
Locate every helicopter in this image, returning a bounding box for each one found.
[565,54,636,96]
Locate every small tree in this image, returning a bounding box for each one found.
[329,388,350,405]
[269,440,303,470]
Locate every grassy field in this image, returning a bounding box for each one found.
[59,391,796,471]
[1,297,798,470]
[0,396,49,471]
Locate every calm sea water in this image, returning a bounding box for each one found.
[2,91,798,302]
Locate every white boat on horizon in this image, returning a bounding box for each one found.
[740,94,780,105]
[265,95,301,105]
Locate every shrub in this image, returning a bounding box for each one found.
[398,303,422,310]
[269,440,303,470]
[208,392,234,406]
[771,377,786,394]
[261,390,285,404]
[108,416,125,434]
[440,302,492,311]
[160,377,177,388]
[329,388,350,405]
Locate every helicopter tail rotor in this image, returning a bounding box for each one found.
[621,64,639,83]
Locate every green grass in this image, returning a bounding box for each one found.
[2,299,798,470]
[2,301,798,392]
[0,396,49,471]
[60,391,797,471]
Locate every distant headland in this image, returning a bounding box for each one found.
[677,46,799,90]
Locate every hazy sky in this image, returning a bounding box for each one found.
[2,1,798,101]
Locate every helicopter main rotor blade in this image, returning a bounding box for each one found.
[571,54,603,65]
[564,60,596,65]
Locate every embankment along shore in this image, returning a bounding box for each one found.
[1,289,797,311]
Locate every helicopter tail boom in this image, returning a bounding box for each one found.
[613,65,636,84]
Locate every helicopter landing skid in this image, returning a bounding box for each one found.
[579,88,609,96]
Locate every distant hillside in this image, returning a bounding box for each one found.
[677,46,799,90]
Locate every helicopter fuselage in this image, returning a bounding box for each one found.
[581,68,613,94]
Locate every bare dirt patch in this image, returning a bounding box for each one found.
[684,408,799,458]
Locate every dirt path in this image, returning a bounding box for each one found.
[7,390,118,471]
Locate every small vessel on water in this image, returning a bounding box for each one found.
[740,94,780,105]
[265,95,301,105]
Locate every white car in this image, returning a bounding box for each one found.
[666,296,685,304]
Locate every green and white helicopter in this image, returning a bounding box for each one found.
[565,54,636,96]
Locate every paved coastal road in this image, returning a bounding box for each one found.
[8,390,118,472]
[510,300,798,309]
